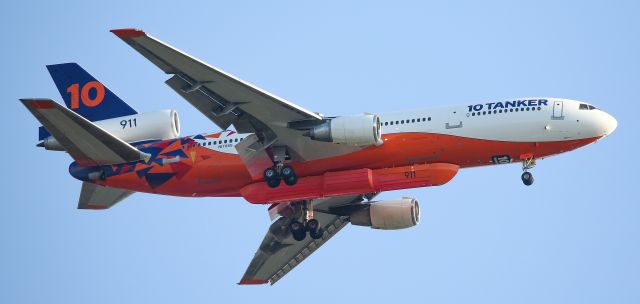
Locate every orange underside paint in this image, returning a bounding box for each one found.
[99,133,601,200]
[241,163,459,203]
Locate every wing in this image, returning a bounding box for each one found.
[21,99,150,166]
[78,182,134,210]
[239,194,364,285]
[111,28,362,161]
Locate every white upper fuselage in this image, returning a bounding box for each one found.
[379,98,617,142]
[194,98,617,156]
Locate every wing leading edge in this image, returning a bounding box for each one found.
[110,28,365,161]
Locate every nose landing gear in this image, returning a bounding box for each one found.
[521,171,534,186]
[521,154,536,186]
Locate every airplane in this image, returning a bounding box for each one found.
[21,28,618,285]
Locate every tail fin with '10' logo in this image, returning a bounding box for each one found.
[39,63,138,140]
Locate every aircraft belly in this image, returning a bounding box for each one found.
[91,132,599,198]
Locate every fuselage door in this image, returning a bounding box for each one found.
[445,110,463,129]
[552,100,564,119]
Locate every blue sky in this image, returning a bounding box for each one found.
[1,1,638,303]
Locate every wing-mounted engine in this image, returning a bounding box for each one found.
[289,114,383,147]
[348,197,420,230]
[40,109,180,150]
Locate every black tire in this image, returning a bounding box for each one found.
[283,174,298,186]
[306,219,319,232]
[292,230,306,241]
[267,177,281,188]
[310,227,324,240]
[521,172,534,186]
[264,167,277,180]
[289,220,306,241]
[289,220,304,232]
[281,166,295,177]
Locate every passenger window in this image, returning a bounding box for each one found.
[428,117,431,121]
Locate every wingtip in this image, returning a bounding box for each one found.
[238,279,269,285]
[110,28,146,39]
[20,99,56,109]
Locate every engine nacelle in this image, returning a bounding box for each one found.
[307,114,382,146]
[41,110,180,151]
[350,197,420,230]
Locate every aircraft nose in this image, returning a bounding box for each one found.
[600,111,618,136]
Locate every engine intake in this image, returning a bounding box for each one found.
[350,197,420,230]
[306,114,382,146]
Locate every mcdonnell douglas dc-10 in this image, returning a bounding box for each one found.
[21,28,618,285]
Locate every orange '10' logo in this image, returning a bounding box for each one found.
[66,81,105,109]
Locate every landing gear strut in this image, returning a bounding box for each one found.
[287,201,324,241]
[264,164,298,188]
[521,155,536,186]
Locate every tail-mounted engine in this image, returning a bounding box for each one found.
[289,114,383,147]
[40,110,180,150]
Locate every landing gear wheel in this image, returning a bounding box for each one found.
[264,167,277,180]
[521,172,534,186]
[289,220,306,241]
[306,219,319,231]
[283,175,298,186]
[266,177,281,188]
[264,167,281,188]
[309,227,324,240]
[306,219,323,239]
[281,166,294,177]
[281,166,298,186]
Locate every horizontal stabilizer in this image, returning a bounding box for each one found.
[78,182,134,210]
[21,99,149,166]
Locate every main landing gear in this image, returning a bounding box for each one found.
[264,164,298,188]
[521,155,536,186]
[288,201,324,241]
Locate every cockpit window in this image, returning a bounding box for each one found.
[579,103,598,110]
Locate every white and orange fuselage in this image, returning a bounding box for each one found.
[70,98,617,206]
